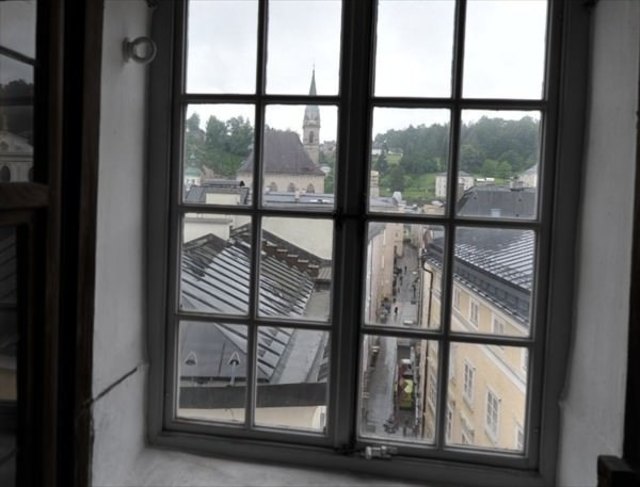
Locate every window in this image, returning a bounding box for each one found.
[147,0,588,484]
[452,286,461,310]
[469,299,479,327]
[515,423,525,452]
[492,315,506,336]
[446,402,454,442]
[463,360,475,406]
[485,389,500,442]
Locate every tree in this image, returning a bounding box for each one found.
[373,152,389,173]
[388,165,405,192]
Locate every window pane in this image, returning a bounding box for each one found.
[370,108,450,215]
[456,111,541,219]
[374,0,454,97]
[446,343,528,452]
[266,0,341,95]
[0,228,17,402]
[450,227,535,336]
[463,0,548,99]
[0,227,17,486]
[360,336,438,444]
[0,1,36,59]
[255,328,329,432]
[186,0,258,94]
[365,222,444,330]
[183,104,254,206]
[261,105,337,210]
[1,55,34,184]
[180,213,252,315]
[177,322,248,424]
[258,217,333,322]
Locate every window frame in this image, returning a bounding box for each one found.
[145,0,592,485]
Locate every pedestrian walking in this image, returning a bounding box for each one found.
[394,306,398,321]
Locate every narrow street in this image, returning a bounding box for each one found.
[363,242,422,440]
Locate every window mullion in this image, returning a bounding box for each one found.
[435,0,468,452]
[329,0,376,449]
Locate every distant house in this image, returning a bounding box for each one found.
[236,128,325,194]
[435,171,474,198]
[519,164,538,188]
[0,130,33,182]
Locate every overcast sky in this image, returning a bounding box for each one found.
[0,0,546,137]
[0,1,36,84]
[186,0,547,142]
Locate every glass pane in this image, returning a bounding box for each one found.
[0,228,17,401]
[255,327,329,432]
[261,105,337,209]
[177,322,248,424]
[180,213,252,315]
[0,1,36,58]
[1,56,34,183]
[186,0,258,94]
[456,111,541,219]
[360,336,438,444]
[446,343,528,452]
[450,227,535,336]
[266,0,341,95]
[258,217,333,322]
[463,0,548,99]
[183,104,254,206]
[374,0,454,97]
[0,227,18,487]
[365,222,444,330]
[370,108,450,214]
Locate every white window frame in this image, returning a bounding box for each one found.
[492,314,506,336]
[463,360,475,407]
[469,299,479,327]
[145,1,591,485]
[452,286,461,310]
[485,388,500,443]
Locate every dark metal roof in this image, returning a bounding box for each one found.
[426,227,533,322]
[185,181,250,205]
[457,185,536,219]
[237,129,325,176]
[180,226,330,383]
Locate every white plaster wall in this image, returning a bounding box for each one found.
[92,1,150,484]
[556,1,639,485]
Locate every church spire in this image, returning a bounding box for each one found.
[308,67,317,96]
[303,68,320,165]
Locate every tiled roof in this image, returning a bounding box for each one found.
[237,129,325,176]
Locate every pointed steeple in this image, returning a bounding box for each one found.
[303,68,321,165]
[308,67,317,96]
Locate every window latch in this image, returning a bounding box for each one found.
[362,445,397,460]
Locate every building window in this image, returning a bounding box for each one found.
[515,423,525,451]
[452,286,461,310]
[485,389,500,442]
[469,299,479,327]
[147,0,586,483]
[446,402,454,442]
[463,360,475,406]
[492,315,505,336]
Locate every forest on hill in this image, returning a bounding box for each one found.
[183,112,540,203]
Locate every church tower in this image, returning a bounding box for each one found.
[302,69,321,165]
